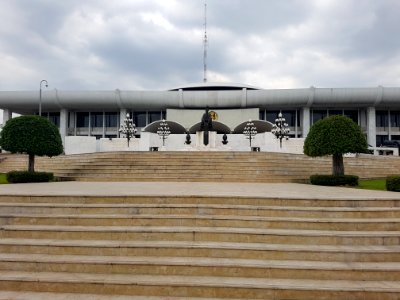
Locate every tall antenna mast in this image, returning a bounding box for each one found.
[203,1,208,83]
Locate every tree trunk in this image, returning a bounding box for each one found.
[28,154,35,173]
[332,153,344,176]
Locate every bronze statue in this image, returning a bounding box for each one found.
[200,107,213,146]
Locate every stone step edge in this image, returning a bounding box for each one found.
[1,253,399,272]
[2,213,400,224]
[1,238,399,254]
[0,291,226,300]
[1,196,399,206]
[0,270,399,292]
[3,225,400,238]
[1,203,399,212]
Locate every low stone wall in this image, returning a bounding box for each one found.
[64,133,305,155]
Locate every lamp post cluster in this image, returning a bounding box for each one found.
[271,112,290,148]
[119,113,137,147]
[157,119,171,147]
[39,79,48,116]
[243,119,258,148]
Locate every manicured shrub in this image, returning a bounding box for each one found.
[386,176,400,192]
[304,115,368,176]
[310,174,359,186]
[0,116,63,172]
[6,171,54,183]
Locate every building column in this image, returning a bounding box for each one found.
[59,109,68,148]
[119,109,127,137]
[367,107,376,147]
[2,109,12,126]
[302,107,310,137]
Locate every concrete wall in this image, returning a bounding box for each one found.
[64,133,305,155]
[167,108,259,130]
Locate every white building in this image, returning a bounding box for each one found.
[1,82,399,154]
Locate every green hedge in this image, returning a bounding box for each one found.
[386,176,400,192]
[6,171,54,183]
[310,174,359,186]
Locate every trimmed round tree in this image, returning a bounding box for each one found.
[0,115,63,172]
[304,115,368,176]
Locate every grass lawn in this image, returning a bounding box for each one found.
[357,179,386,191]
[0,173,8,184]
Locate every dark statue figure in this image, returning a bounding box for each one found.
[200,107,213,146]
[185,132,191,145]
[222,133,228,145]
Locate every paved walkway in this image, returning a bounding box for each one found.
[0,182,399,200]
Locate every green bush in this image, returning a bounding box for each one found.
[310,174,359,186]
[6,171,54,183]
[386,176,400,192]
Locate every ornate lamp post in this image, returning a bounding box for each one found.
[157,119,171,147]
[271,112,290,148]
[118,113,137,147]
[39,79,48,116]
[243,119,257,148]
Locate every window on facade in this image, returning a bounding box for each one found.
[148,111,162,123]
[328,110,343,116]
[48,112,60,127]
[312,110,327,124]
[105,113,118,127]
[266,111,279,123]
[344,110,359,124]
[281,110,296,127]
[376,135,389,147]
[76,112,89,128]
[91,112,103,128]
[390,111,400,128]
[376,111,389,128]
[391,135,400,141]
[133,111,147,127]
[259,110,265,121]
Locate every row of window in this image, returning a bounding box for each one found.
[259,110,300,127]
[376,111,400,128]
[75,111,166,128]
[259,109,359,126]
[45,109,400,131]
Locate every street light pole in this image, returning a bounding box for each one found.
[243,119,257,149]
[271,112,290,148]
[118,113,137,147]
[39,80,48,116]
[157,119,171,147]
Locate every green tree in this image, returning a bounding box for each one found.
[304,115,368,176]
[0,115,63,172]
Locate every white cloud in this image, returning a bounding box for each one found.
[0,0,398,91]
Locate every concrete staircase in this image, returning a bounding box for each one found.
[1,152,400,182]
[0,191,399,299]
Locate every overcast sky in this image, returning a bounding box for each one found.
[1,0,399,91]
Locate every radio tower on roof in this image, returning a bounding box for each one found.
[203,1,208,83]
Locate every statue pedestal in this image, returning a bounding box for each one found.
[196,131,217,149]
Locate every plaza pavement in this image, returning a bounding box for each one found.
[0,181,399,200]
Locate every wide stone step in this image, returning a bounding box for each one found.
[0,253,398,281]
[1,203,399,218]
[1,195,398,208]
[1,225,399,245]
[0,291,205,300]
[2,213,400,230]
[0,270,399,299]
[1,239,399,262]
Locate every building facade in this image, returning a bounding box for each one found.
[1,83,400,150]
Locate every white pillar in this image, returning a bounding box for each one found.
[119,109,127,137]
[59,109,68,148]
[302,107,310,137]
[367,107,376,147]
[2,109,12,125]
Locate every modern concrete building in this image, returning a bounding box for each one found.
[1,82,400,153]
